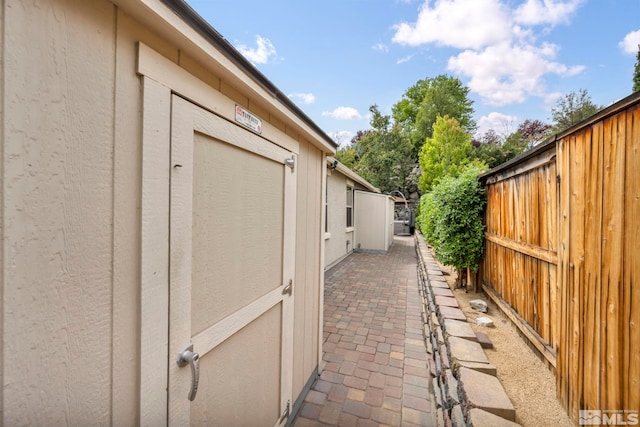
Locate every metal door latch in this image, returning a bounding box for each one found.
[177,344,200,401]
[284,156,295,171]
[282,279,293,296]
[280,400,291,420]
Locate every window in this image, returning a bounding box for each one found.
[346,185,353,228]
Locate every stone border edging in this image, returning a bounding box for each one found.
[414,233,521,427]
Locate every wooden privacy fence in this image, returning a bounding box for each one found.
[479,92,640,423]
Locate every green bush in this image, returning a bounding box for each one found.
[417,165,486,283]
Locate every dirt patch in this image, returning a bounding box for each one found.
[437,263,574,427]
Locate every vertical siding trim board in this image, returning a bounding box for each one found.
[318,154,328,374]
[139,77,171,426]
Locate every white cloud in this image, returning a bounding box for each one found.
[237,35,277,64]
[514,0,584,26]
[391,0,586,107]
[372,43,389,53]
[476,112,519,138]
[397,54,414,64]
[448,42,584,106]
[619,29,640,55]
[289,93,316,104]
[322,107,363,120]
[392,0,512,49]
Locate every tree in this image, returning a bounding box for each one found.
[334,145,358,169]
[634,44,640,93]
[550,89,600,133]
[393,75,476,157]
[418,116,483,193]
[351,105,414,193]
[517,119,552,147]
[472,128,530,170]
[416,164,487,286]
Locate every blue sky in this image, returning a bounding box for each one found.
[186,0,640,146]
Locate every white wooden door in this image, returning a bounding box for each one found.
[168,95,296,426]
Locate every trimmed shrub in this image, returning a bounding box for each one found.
[417,165,486,284]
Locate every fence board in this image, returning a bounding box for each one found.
[624,105,640,411]
[583,123,603,410]
[603,113,625,410]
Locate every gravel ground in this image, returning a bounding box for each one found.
[438,264,575,427]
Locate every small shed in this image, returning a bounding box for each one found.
[1,0,337,425]
[354,190,395,253]
[324,158,395,268]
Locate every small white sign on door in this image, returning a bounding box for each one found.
[235,105,263,134]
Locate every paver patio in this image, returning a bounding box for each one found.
[292,235,434,427]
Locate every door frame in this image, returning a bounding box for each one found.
[138,43,301,426]
[168,94,296,425]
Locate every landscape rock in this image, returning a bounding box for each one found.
[430,279,450,289]
[443,319,478,342]
[439,306,467,322]
[475,331,494,349]
[445,369,460,405]
[458,368,516,421]
[448,337,489,364]
[450,404,466,427]
[468,408,522,426]
[435,295,459,308]
[432,287,455,297]
[476,316,494,327]
[469,299,488,313]
[454,360,498,376]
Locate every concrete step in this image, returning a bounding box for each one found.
[448,337,489,364]
[430,279,450,289]
[444,319,478,342]
[468,408,521,426]
[458,368,516,421]
[455,360,497,376]
[475,331,494,349]
[438,306,467,322]
[435,295,459,308]
[431,287,455,297]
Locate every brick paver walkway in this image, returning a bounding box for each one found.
[293,236,434,427]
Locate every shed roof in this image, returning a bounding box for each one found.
[117,0,338,153]
[327,157,380,193]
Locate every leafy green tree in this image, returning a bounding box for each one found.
[392,79,430,134]
[352,105,414,193]
[418,116,482,193]
[634,44,640,93]
[550,89,601,133]
[473,128,530,169]
[393,75,476,157]
[417,164,487,286]
[334,145,358,169]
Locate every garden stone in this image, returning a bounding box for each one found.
[469,299,488,313]
[476,316,494,327]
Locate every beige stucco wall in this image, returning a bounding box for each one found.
[325,168,353,269]
[1,0,331,423]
